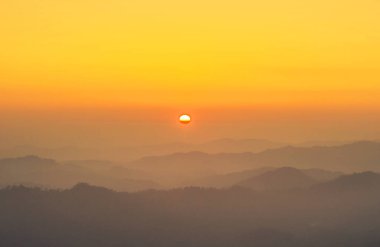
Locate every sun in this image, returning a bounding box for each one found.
[179,114,191,124]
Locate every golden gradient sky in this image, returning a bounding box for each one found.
[1,0,380,146]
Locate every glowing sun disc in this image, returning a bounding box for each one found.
[179,114,191,124]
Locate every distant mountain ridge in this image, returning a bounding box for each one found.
[1,141,380,190]
[237,167,317,191]
[185,167,342,188]
[129,141,380,176]
[313,171,380,192]
[0,155,159,192]
[0,138,285,162]
[0,155,58,168]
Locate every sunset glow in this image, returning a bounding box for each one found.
[1,0,379,110]
[2,2,380,245]
[1,0,380,145]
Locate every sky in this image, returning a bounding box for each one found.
[1,0,380,147]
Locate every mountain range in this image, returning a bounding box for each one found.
[1,141,380,190]
[2,171,380,247]
[0,155,158,191]
[0,138,284,162]
[128,141,380,185]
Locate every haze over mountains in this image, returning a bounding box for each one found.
[0,140,379,191]
[0,156,158,192]
[0,138,357,162]
[129,141,380,186]
[2,140,380,246]
[0,138,284,162]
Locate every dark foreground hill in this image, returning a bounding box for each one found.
[1,172,380,247]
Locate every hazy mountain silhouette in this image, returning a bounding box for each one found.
[313,171,380,192]
[302,168,343,181]
[186,167,342,188]
[0,155,159,191]
[252,141,380,171]
[0,155,58,169]
[197,138,285,153]
[0,138,285,162]
[1,141,378,190]
[128,141,380,186]
[0,145,100,161]
[184,167,274,188]
[237,167,317,191]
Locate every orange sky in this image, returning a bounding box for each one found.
[1,0,380,146]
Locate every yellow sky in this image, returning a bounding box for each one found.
[1,0,380,109]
